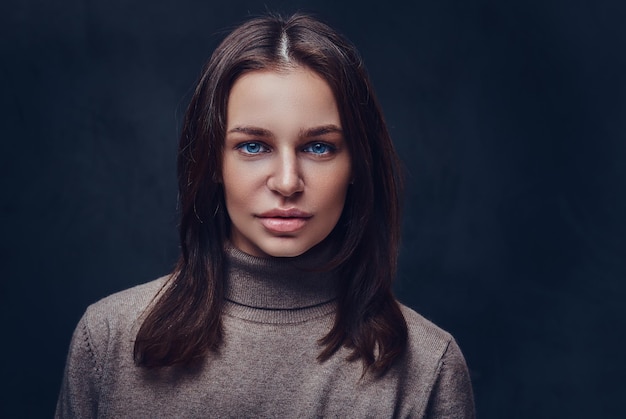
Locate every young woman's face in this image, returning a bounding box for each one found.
[222,66,352,257]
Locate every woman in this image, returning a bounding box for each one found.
[57,13,475,418]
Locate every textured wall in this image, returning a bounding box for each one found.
[1,0,625,417]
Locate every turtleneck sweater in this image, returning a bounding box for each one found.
[223,243,339,322]
[56,246,475,418]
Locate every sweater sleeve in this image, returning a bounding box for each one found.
[424,338,476,419]
[55,314,103,419]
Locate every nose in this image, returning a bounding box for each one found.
[267,152,304,197]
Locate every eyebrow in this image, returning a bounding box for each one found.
[301,124,343,138]
[227,126,273,137]
[226,124,343,139]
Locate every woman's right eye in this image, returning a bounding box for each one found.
[237,142,269,154]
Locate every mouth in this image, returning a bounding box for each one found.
[258,208,313,218]
[256,208,312,233]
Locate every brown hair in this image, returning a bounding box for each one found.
[134,13,407,376]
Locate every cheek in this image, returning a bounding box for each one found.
[311,165,352,210]
[222,163,249,218]
[222,161,263,203]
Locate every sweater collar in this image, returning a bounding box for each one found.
[224,241,339,311]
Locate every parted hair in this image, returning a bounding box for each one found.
[134,13,408,376]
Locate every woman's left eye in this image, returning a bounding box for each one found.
[303,143,334,155]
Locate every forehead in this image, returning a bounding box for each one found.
[226,67,341,132]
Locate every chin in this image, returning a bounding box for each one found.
[262,247,309,258]
[260,238,317,258]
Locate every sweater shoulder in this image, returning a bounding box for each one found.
[85,276,169,321]
[80,276,170,344]
[398,305,476,417]
[398,303,454,365]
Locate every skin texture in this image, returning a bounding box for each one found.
[223,66,352,257]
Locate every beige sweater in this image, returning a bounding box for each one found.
[56,246,475,418]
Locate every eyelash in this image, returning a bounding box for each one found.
[236,142,270,154]
[235,141,337,156]
[303,143,336,155]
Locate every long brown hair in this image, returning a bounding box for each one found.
[134,13,407,376]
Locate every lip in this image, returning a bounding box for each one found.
[256,208,312,233]
[258,208,313,218]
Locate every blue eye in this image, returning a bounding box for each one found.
[238,142,267,154]
[304,143,333,155]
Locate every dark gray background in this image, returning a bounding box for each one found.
[2,0,625,417]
